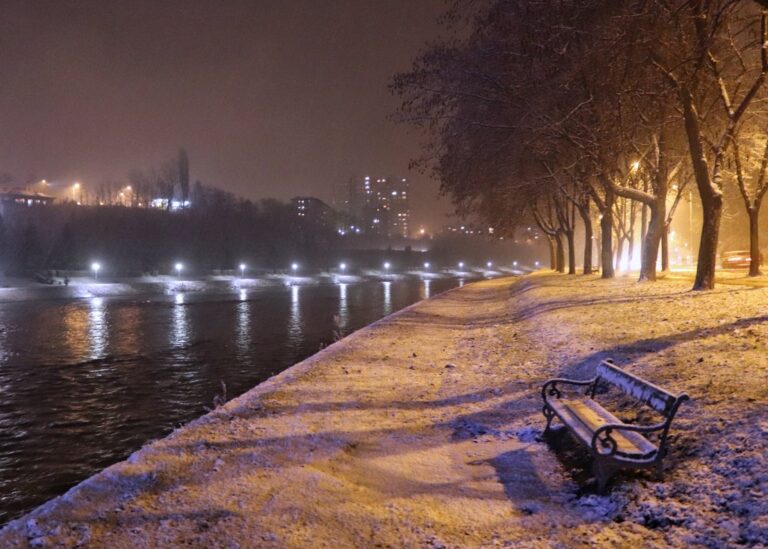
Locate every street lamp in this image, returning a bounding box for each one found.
[513,261,518,267]
[175,262,183,279]
[291,262,299,273]
[339,262,347,271]
[535,261,540,267]
[458,261,464,269]
[73,182,81,203]
[487,261,493,269]
[424,262,430,270]
[239,263,246,278]
[383,261,391,271]
[91,261,101,280]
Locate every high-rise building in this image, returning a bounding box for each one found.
[344,175,410,238]
[291,196,335,228]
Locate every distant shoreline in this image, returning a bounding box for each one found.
[0,270,516,303]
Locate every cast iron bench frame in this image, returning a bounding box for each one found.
[541,359,689,492]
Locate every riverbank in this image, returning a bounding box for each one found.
[1,273,766,547]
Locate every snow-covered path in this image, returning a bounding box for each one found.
[1,274,765,547]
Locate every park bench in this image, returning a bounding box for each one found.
[541,359,689,492]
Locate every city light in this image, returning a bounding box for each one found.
[339,262,347,271]
[175,262,183,278]
[458,261,464,269]
[384,261,391,270]
[424,262,430,269]
[291,262,299,272]
[239,263,246,277]
[535,261,540,267]
[513,261,518,267]
[91,262,101,280]
[487,261,493,268]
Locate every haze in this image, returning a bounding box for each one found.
[0,0,449,227]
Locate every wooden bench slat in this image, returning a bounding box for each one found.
[549,398,658,459]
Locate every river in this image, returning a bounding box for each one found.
[0,275,474,524]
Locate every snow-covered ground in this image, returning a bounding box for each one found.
[0,273,764,547]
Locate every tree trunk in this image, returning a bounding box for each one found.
[749,207,761,277]
[639,205,663,281]
[555,233,565,273]
[680,86,722,290]
[615,237,624,273]
[547,236,557,270]
[661,226,669,272]
[579,207,593,275]
[566,231,576,274]
[694,194,722,290]
[600,190,615,279]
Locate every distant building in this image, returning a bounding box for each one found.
[344,175,410,238]
[291,196,335,228]
[0,188,55,208]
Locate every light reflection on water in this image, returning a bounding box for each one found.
[382,281,392,315]
[172,292,190,347]
[236,299,250,355]
[288,284,301,342]
[421,278,431,300]
[88,297,107,359]
[0,276,475,525]
[338,283,349,330]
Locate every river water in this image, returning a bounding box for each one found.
[0,275,471,524]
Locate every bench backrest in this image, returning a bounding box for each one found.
[596,360,678,416]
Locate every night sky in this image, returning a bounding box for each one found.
[0,0,449,227]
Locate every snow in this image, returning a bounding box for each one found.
[0,272,766,546]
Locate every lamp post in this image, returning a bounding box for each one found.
[487,261,493,269]
[175,262,183,279]
[291,262,299,273]
[424,262,430,270]
[339,262,347,272]
[458,261,464,270]
[383,261,391,271]
[91,262,101,280]
[239,263,246,278]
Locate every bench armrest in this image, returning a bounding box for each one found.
[590,421,667,456]
[542,377,597,401]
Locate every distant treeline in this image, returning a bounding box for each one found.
[0,186,339,275]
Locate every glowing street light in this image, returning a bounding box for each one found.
[458,261,464,269]
[487,261,493,269]
[91,261,101,280]
[424,262,430,270]
[535,261,540,267]
[175,262,183,279]
[239,263,246,277]
[383,261,391,271]
[339,262,347,271]
[72,182,81,202]
[291,262,299,272]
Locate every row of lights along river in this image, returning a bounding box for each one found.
[87,260,541,280]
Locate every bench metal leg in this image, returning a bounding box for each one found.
[593,458,613,494]
[542,405,555,432]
